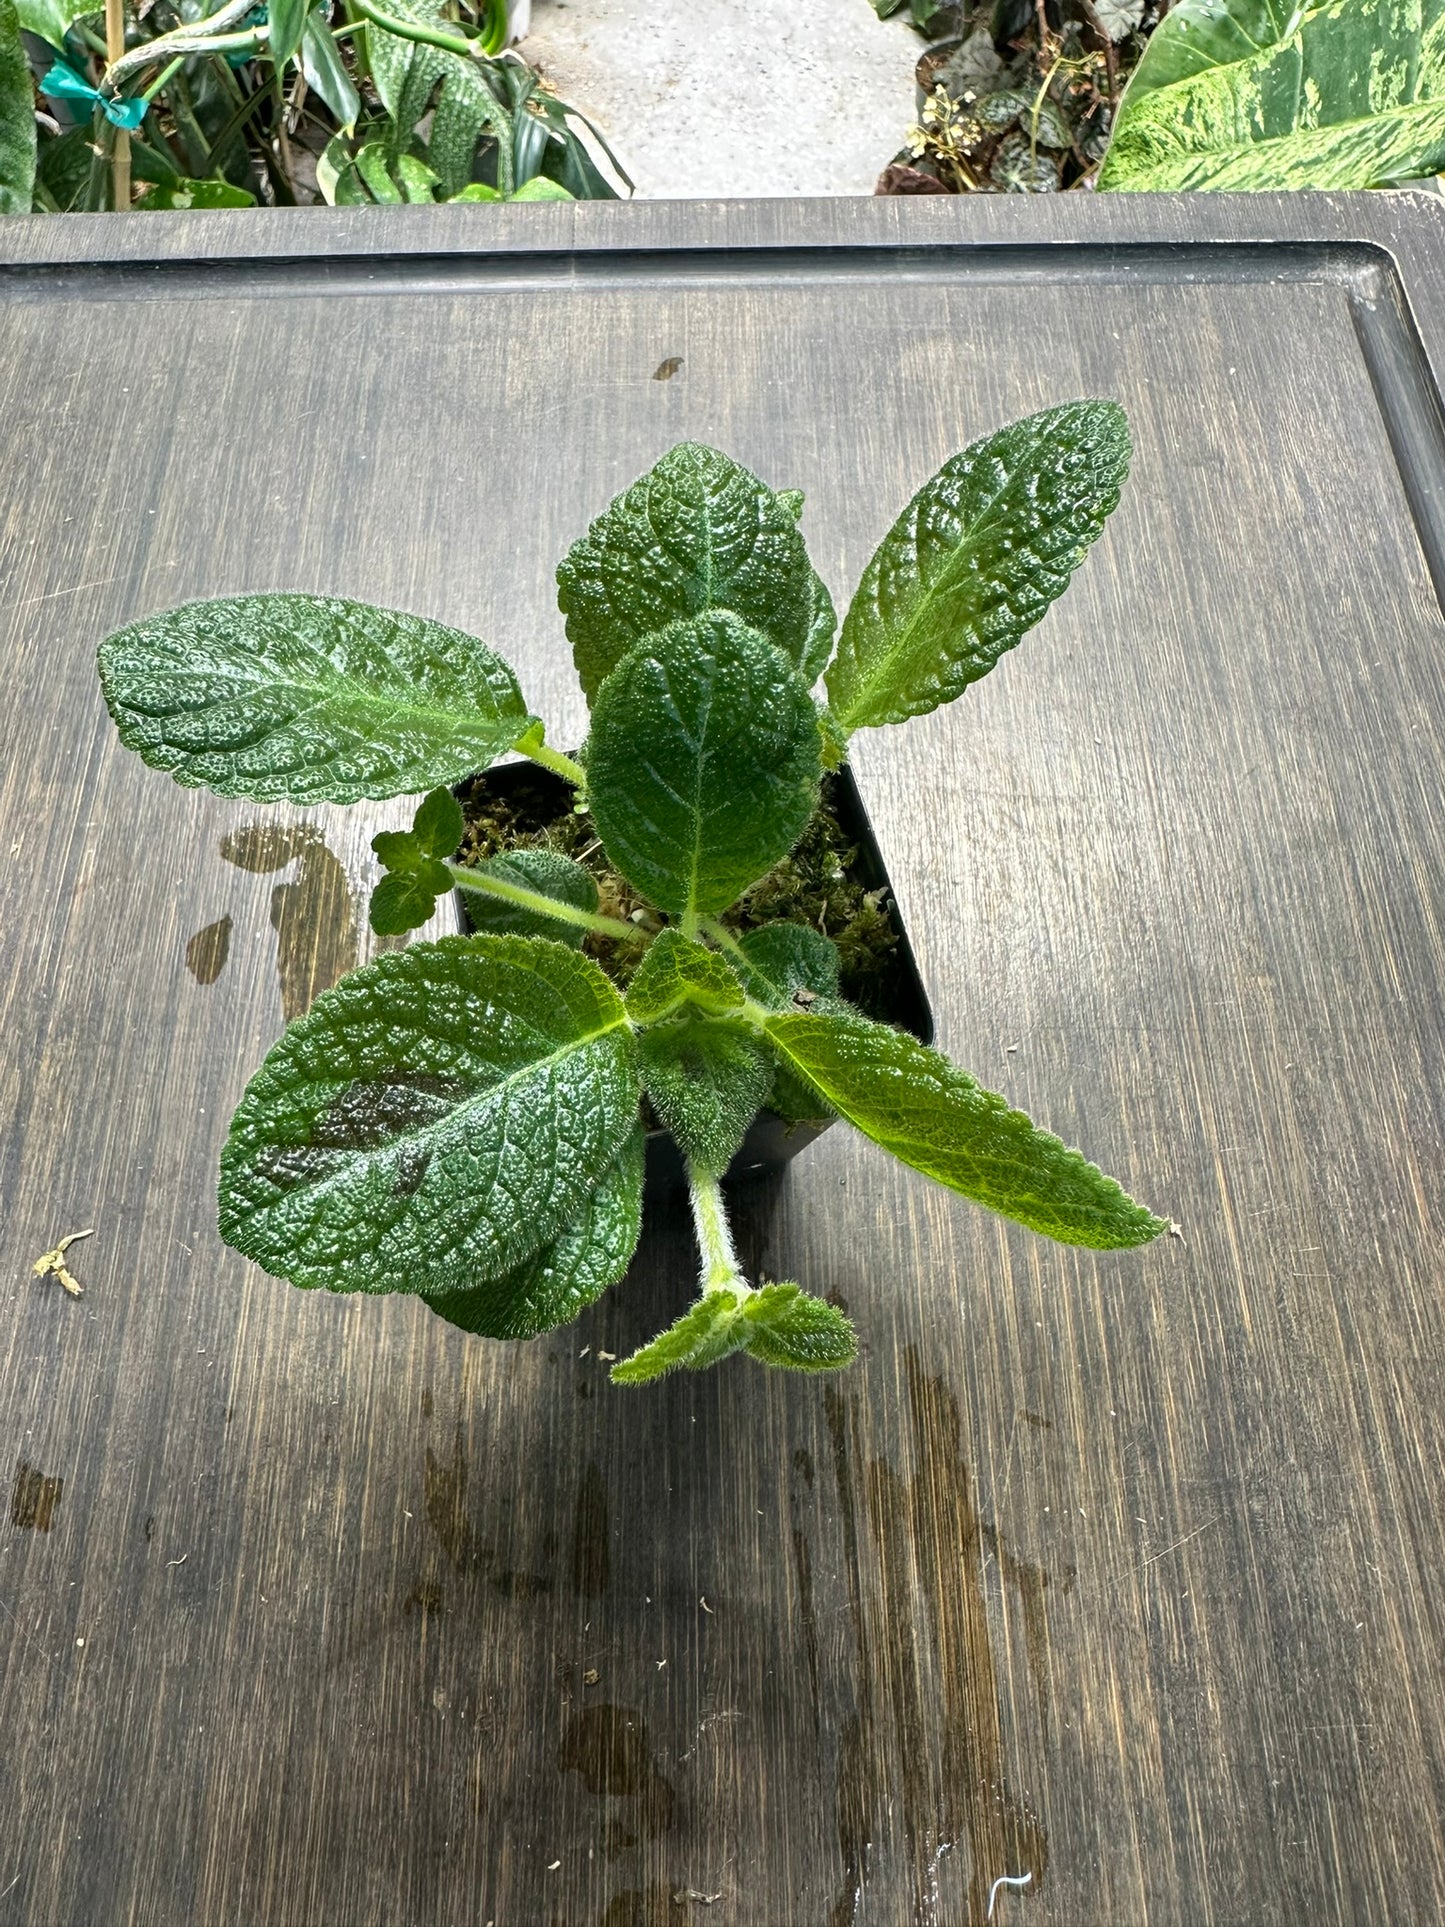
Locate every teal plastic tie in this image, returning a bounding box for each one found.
[40,60,148,130]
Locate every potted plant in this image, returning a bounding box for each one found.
[94,404,1164,1384]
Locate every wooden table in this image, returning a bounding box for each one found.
[2,192,1443,1926]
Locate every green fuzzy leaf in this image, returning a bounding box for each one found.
[1098,0,1445,191]
[0,0,36,216]
[557,442,836,703]
[763,1011,1166,1250]
[218,935,641,1297]
[587,612,822,922]
[625,928,745,1024]
[825,403,1131,732]
[638,1018,773,1176]
[778,489,805,520]
[741,1284,857,1371]
[98,593,534,805]
[610,1288,748,1383]
[456,848,600,947]
[422,1124,644,1337]
[369,867,449,936]
[732,922,842,1011]
[412,785,465,857]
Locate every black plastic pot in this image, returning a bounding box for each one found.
[452,762,934,1198]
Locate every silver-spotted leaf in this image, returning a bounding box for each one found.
[99,594,534,805]
[456,849,600,947]
[638,1019,773,1177]
[421,1125,644,1337]
[1098,0,1445,191]
[610,1288,748,1383]
[625,928,745,1024]
[825,403,1130,731]
[742,1284,857,1370]
[586,612,822,922]
[764,1011,1165,1249]
[219,935,640,1296]
[0,0,35,215]
[557,443,837,701]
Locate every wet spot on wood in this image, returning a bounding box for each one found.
[572,1460,610,1598]
[652,357,683,382]
[559,1704,676,1835]
[11,1458,63,1531]
[185,914,232,985]
[220,821,358,1019]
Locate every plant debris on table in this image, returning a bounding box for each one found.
[873,0,1165,195]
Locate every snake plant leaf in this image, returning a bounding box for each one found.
[98,594,534,805]
[0,0,35,215]
[625,928,745,1025]
[1098,0,1445,191]
[610,1289,750,1383]
[421,1125,644,1337]
[638,1019,774,1176]
[586,612,822,922]
[367,0,509,194]
[218,936,641,1297]
[557,442,838,703]
[741,1284,857,1371]
[763,1011,1166,1250]
[826,403,1130,732]
[455,848,600,946]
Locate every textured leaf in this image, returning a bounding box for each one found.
[586,612,822,922]
[218,935,641,1297]
[638,1019,773,1176]
[826,403,1130,732]
[742,1284,857,1371]
[625,928,745,1024]
[412,784,465,856]
[763,1011,1166,1249]
[98,594,534,805]
[610,1289,748,1383]
[0,0,35,216]
[456,848,599,946]
[369,867,449,937]
[421,1125,644,1336]
[557,442,836,703]
[367,0,508,193]
[1099,0,1445,191]
[732,923,843,1012]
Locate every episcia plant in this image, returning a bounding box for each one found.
[96,401,1165,1385]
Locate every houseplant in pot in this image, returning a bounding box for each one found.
[95,404,1165,1384]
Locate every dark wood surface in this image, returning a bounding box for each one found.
[1,193,1443,1926]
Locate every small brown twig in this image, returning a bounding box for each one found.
[32,1229,95,1299]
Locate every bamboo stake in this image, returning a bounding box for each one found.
[104,0,129,208]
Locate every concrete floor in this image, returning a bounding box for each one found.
[518,0,921,198]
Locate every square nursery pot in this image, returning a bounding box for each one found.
[452,759,935,1198]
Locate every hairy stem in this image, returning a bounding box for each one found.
[443,861,644,943]
[516,737,588,789]
[688,1166,749,1295]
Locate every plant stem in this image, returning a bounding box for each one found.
[141,55,185,103]
[701,917,750,971]
[347,0,484,59]
[105,0,130,207]
[443,861,644,943]
[688,1166,747,1294]
[517,737,587,788]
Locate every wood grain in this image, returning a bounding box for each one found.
[0,194,1443,1926]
